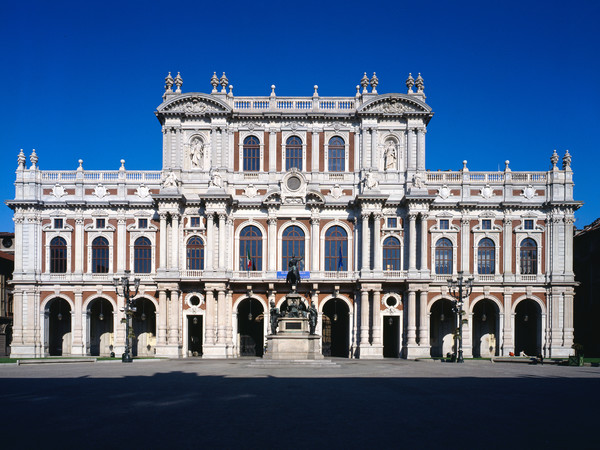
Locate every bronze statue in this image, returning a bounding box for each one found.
[286,255,303,288]
[269,300,280,335]
[308,301,317,335]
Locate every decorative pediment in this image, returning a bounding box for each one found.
[157,93,232,115]
[357,94,431,115]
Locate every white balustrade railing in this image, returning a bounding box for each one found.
[426,171,547,184]
[383,270,407,278]
[41,170,161,183]
[181,270,203,278]
[232,97,356,113]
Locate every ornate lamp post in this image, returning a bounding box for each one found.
[447,271,473,363]
[113,270,140,363]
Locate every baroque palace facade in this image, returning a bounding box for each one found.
[8,72,580,359]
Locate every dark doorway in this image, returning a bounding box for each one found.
[88,298,114,356]
[48,298,71,356]
[132,298,156,357]
[430,299,456,357]
[515,300,541,356]
[472,299,499,358]
[383,316,400,357]
[188,315,203,356]
[322,299,350,357]
[237,298,264,356]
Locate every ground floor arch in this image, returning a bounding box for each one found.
[187,315,203,357]
[430,298,456,358]
[237,298,264,356]
[46,298,72,356]
[472,299,499,358]
[322,298,350,357]
[132,298,156,357]
[87,298,114,356]
[515,299,542,357]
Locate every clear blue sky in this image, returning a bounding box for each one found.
[1,0,598,231]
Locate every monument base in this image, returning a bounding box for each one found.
[264,317,323,360]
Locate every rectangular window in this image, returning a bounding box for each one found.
[439,219,449,230]
[482,219,491,230]
[190,216,201,228]
[524,219,534,230]
[138,219,148,229]
[54,218,63,229]
[387,218,397,228]
[96,218,105,229]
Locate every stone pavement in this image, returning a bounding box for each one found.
[1,359,598,449]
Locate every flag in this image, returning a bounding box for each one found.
[337,244,343,271]
[246,245,252,270]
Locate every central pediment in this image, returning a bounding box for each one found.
[156,93,232,116]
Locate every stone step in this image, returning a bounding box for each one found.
[17,358,97,365]
[248,359,341,368]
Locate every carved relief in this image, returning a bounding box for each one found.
[480,184,494,199]
[136,184,150,198]
[521,185,536,200]
[189,136,204,169]
[383,139,398,171]
[94,184,107,199]
[52,184,65,198]
[438,185,452,199]
[244,184,257,198]
[329,184,343,199]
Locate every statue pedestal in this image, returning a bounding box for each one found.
[264,317,323,360]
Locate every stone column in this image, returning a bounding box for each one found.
[361,213,370,271]
[270,131,277,173]
[267,217,277,272]
[418,290,429,347]
[502,290,514,355]
[372,290,382,346]
[157,289,167,346]
[503,217,512,275]
[226,290,234,354]
[217,289,226,345]
[408,213,417,271]
[564,216,574,275]
[373,213,382,272]
[159,213,167,270]
[417,128,426,171]
[71,289,84,355]
[205,213,214,271]
[370,128,378,170]
[218,213,226,269]
[75,218,84,273]
[406,129,415,171]
[420,214,429,271]
[171,214,180,270]
[311,217,320,272]
[564,289,574,349]
[226,218,234,271]
[168,289,180,345]
[205,289,215,344]
[117,217,126,273]
[460,217,469,273]
[359,288,370,347]
[407,289,417,345]
[311,130,319,173]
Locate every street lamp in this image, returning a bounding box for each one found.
[113,270,140,363]
[447,270,473,363]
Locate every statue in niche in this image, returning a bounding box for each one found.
[209,169,223,188]
[190,137,204,168]
[384,140,397,171]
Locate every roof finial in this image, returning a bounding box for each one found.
[17,149,26,169]
[313,85,319,97]
[164,72,174,93]
[210,72,219,93]
[355,85,360,98]
[562,150,572,170]
[220,72,229,93]
[270,84,276,97]
[550,149,559,169]
[30,149,38,169]
[415,73,424,93]
[406,73,415,93]
[360,72,369,94]
[370,72,379,94]
[174,72,183,93]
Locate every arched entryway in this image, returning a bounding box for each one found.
[472,299,499,358]
[383,295,402,358]
[187,315,203,357]
[322,298,350,357]
[88,298,114,356]
[132,298,156,357]
[430,299,456,357]
[515,299,542,357]
[47,298,72,356]
[237,298,264,356]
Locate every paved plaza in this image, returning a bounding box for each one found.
[1,359,599,449]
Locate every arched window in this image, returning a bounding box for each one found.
[477,238,495,274]
[282,226,305,270]
[186,236,204,270]
[435,238,453,274]
[520,238,537,274]
[328,137,345,172]
[243,136,260,171]
[383,236,402,270]
[50,237,67,273]
[134,237,152,273]
[285,136,302,171]
[324,226,347,271]
[240,226,262,271]
[92,237,109,273]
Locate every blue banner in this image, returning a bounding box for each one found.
[277,271,310,279]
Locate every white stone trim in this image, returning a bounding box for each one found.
[276,220,310,272]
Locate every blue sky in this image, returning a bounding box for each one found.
[1,0,598,231]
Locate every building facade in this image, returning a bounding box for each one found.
[7,72,580,359]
